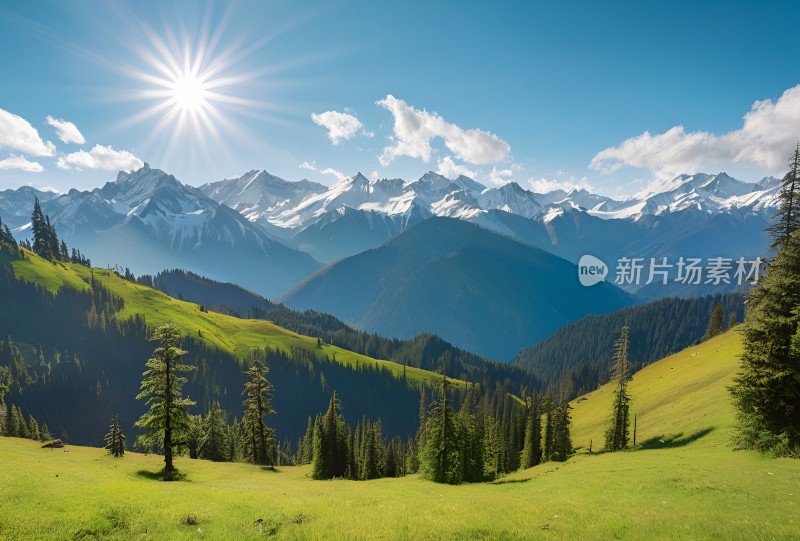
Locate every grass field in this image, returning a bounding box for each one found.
[7,248,464,388]
[1,331,798,540]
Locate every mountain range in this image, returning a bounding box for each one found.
[0,165,780,359]
[195,169,778,299]
[281,217,634,360]
[0,165,319,297]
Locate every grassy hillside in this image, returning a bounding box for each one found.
[7,248,462,388]
[1,330,798,540]
[569,330,743,452]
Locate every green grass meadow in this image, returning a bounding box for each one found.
[1,331,798,540]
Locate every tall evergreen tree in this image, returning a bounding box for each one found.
[198,402,229,462]
[766,143,800,251]
[703,304,725,341]
[605,325,632,452]
[311,391,349,479]
[31,197,46,257]
[134,323,196,477]
[520,393,543,469]
[420,376,461,484]
[551,401,573,462]
[730,226,800,456]
[27,414,40,442]
[104,414,126,457]
[242,360,275,466]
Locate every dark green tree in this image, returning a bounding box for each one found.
[766,143,800,250]
[27,414,40,442]
[520,393,543,469]
[242,360,275,466]
[134,322,196,477]
[730,227,800,456]
[703,304,725,341]
[311,391,349,479]
[551,401,573,462]
[199,402,229,462]
[605,325,632,452]
[104,414,126,457]
[420,376,461,484]
[31,197,47,258]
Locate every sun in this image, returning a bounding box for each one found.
[170,71,209,112]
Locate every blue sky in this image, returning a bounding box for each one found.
[1,0,799,196]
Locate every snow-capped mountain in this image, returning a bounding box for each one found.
[0,186,59,230]
[199,169,781,265]
[199,170,326,224]
[4,165,320,297]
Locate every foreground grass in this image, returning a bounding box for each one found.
[8,248,463,388]
[1,331,798,540]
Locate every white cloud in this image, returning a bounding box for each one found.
[0,154,44,172]
[299,160,347,182]
[437,156,476,179]
[529,176,592,194]
[489,166,513,186]
[591,84,800,179]
[311,110,371,145]
[320,167,348,182]
[300,161,318,171]
[369,170,379,181]
[376,95,510,166]
[0,108,55,156]
[46,116,86,145]
[57,144,143,171]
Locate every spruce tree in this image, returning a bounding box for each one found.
[551,401,573,462]
[730,227,800,456]
[520,394,543,469]
[104,414,126,457]
[15,406,28,438]
[420,376,461,484]
[134,323,196,477]
[542,401,554,461]
[766,143,800,251]
[31,197,46,257]
[311,392,348,479]
[242,360,275,466]
[198,403,229,462]
[40,422,51,442]
[28,414,40,442]
[703,304,725,341]
[605,325,632,452]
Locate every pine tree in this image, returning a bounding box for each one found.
[542,400,554,461]
[311,392,348,479]
[703,304,725,341]
[40,422,51,442]
[730,226,800,456]
[186,414,203,459]
[605,325,632,452]
[134,323,196,477]
[520,394,542,469]
[28,414,40,442]
[104,414,126,457]
[15,406,28,438]
[551,401,573,462]
[766,143,800,251]
[420,376,461,484]
[242,360,275,466]
[31,197,46,257]
[199,403,229,462]
[300,416,314,464]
